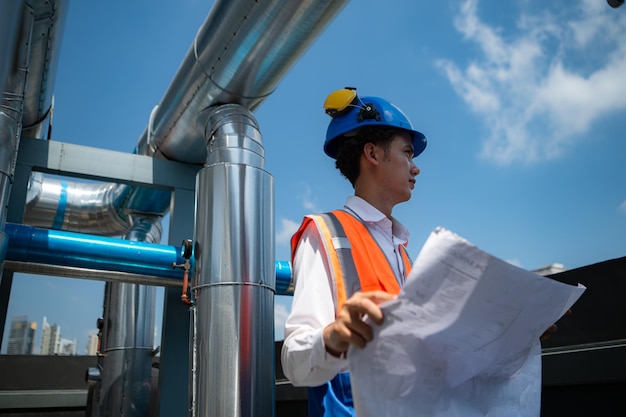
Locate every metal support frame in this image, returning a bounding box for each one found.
[1,136,201,415]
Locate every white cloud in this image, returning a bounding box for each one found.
[299,184,319,212]
[505,258,522,268]
[276,218,299,245]
[619,200,626,214]
[275,184,323,246]
[437,0,626,165]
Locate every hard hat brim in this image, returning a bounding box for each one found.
[324,128,427,159]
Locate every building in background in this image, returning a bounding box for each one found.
[40,316,61,355]
[86,333,98,355]
[533,263,567,276]
[7,316,37,355]
[57,338,78,355]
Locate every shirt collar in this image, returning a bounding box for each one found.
[344,195,410,243]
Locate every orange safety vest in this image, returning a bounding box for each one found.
[290,209,412,313]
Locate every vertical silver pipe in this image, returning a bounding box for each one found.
[0,2,25,95]
[97,215,161,417]
[190,302,199,417]
[192,104,275,417]
[0,2,32,251]
[0,2,33,346]
[21,0,69,139]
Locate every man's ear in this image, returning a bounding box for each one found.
[363,142,380,165]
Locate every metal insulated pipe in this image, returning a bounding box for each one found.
[24,173,132,236]
[20,0,68,139]
[96,215,161,417]
[192,104,275,417]
[140,0,350,164]
[22,0,348,237]
[3,222,293,294]
[97,280,155,416]
[200,104,265,167]
[0,1,32,258]
[0,2,25,96]
[5,222,185,279]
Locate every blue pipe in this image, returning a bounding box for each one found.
[6,223,185,279]
[4,223,293,295]
[274,260,292,295]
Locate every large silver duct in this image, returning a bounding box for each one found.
[0,1,33,344]
[22,0,349,234]
[21,0,69,139]
[0,3,25,96]
[0,1,33,339]
[24,172,172,236]
[192,104,275,417]
[91,215,162,417]
[138,0,349,162]
[25,172,131,235]
[0,1,32,253]
[0,0,68,202]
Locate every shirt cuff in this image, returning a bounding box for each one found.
[312,328,348,369]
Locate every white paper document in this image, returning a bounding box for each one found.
[348,227,586,417]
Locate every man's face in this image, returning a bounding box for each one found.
[377,132,421,205]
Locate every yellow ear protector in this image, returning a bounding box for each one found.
[324,87,381,121]
[324,87,358,117]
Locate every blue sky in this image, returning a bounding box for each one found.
[3,0,625,352]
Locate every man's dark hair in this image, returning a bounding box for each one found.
[334,126,405,186]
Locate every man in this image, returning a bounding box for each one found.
[281,87,427,416]
[281,88,563,417]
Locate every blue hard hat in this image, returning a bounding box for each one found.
[323,91,427,159]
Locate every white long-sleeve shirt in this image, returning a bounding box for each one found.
[281,195,410,387]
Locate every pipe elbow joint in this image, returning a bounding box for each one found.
[198,104,265,168]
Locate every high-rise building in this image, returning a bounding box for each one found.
[86,333,99,356]
[57,338,78,355]
[7,316,37,355]
[532,263,566,276]
[40,316,62,355]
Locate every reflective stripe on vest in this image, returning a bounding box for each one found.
[290,210,412,314]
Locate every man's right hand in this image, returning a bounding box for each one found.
[322,291,396,357]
